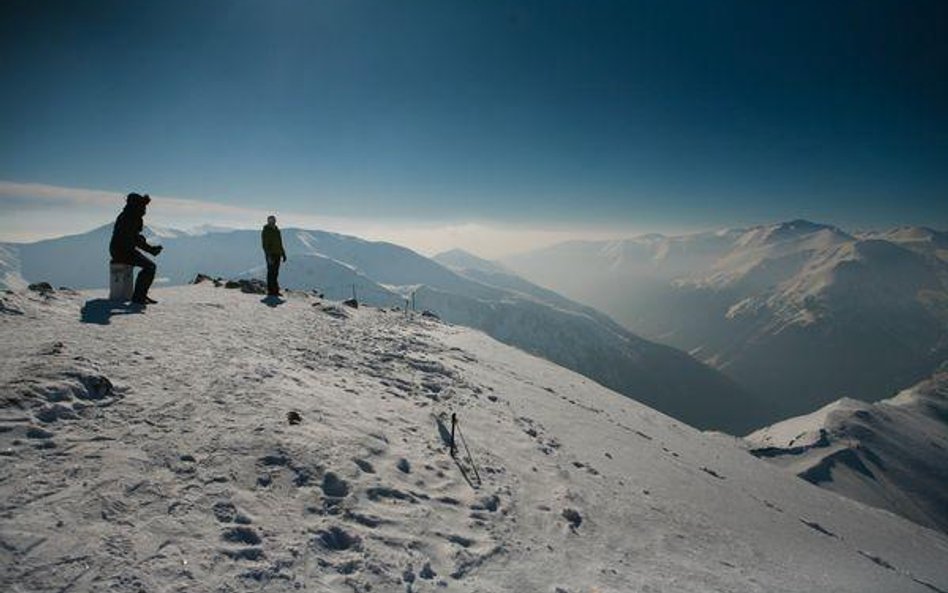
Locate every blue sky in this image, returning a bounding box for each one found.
[1,0,946,254]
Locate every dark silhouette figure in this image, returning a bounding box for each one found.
[261,215,286,296]
[110,193,163,305]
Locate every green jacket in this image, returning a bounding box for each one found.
[261,225,285,256]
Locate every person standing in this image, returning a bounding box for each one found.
[109,192,163,305]
[261,215,287,296]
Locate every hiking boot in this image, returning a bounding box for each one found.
[144,296,158,304]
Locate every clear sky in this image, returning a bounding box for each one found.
[1,0,946,256]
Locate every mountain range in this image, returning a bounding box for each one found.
[503,220,948,424]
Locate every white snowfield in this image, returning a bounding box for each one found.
[746,373,948,535]
[2,284,947,593]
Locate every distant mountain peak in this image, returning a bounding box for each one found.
[777,219,830,230]
[433,248,508,274]
[880,226,947,244]
[768,219,848,239]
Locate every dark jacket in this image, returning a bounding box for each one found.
[262,225,285,257]
[110,202,158,263]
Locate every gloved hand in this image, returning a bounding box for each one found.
[282,253,287,263]
[152,245,164,256]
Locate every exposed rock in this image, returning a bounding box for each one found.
[28,282,54,294]
[192,273,217,284]
[238,279,267,294]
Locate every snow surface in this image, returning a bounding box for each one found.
[746,372,948,535]
[0,244,26,291]
[2,284,947,592]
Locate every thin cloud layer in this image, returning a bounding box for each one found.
[0,180,644,258]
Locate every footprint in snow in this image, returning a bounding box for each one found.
[562,508,583,531]
[313,526,362,551]
[800,519,836,538]
[353,458,375,473]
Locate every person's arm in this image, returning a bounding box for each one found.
[278,230,286,261]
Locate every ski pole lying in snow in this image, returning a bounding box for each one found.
[451,413,482,487]
[450,413,458,456]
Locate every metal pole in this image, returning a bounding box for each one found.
[450,413,457,457]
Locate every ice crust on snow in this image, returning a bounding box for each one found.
[1,284,947,592]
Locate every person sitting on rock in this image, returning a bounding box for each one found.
[262,215,287,296]
[109,193,163,305]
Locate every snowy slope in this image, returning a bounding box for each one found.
[3,225,757,433]
[2,284,947,592]
[0,244,26,290]
[504,220,948,422]
[746,370,948,535]
[433,248,596,314]
[238,253,404,307]
[862,226,948,262]
[433,249,512,276]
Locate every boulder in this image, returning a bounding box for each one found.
[238,279,267,294]
[28,282,54,294]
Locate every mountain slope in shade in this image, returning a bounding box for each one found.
[1,284,946,592]
[503,220,948,423]
[746,370,948,534]
[0,225,758,433]
[434,248,594,314]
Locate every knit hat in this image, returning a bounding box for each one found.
[126,193,151,206]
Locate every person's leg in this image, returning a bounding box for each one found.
[266,255,278,295]
[273,257,281,295]
[130,251,156,303]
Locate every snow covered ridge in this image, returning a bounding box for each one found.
[0,224,756,434]
[2,285,948,592]
[746,370,948,535]
[503,220,948,424]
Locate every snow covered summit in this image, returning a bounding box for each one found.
[747,371,948,535]
[2,284,947,592]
